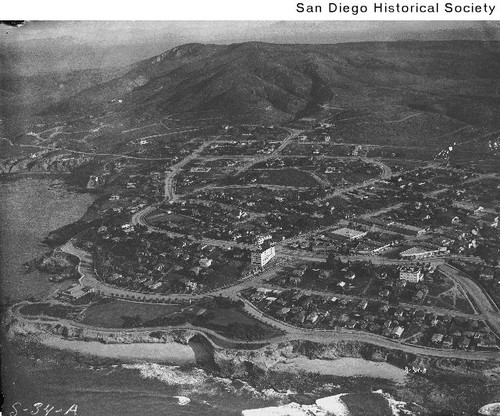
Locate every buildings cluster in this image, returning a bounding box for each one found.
[243,287,498,351]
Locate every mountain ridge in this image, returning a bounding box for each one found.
[50,40,500,126]
[3,40,500,131]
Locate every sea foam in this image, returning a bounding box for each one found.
[242,391,417,416]
[122,363,206,385]
[242,402,328,416]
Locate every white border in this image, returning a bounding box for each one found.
[2,0,500,20]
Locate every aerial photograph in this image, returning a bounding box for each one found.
[1,20,500,416]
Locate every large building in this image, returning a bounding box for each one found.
[255,234,273,245]
[386,221,426,236]
[399,266,423,283]
[399,246,448,259]
[251,245,276,267]
[332,227,367,241]
[59,285,95,302]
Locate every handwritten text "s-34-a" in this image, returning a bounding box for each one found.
[9,402,79,416]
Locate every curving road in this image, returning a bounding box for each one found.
[438,264,500,337]
[58,240,500,361]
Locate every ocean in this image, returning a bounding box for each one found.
[0,176,95,303]
[0,176,279,416]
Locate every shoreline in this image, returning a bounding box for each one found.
[6,314,500,416]
[40,335,201,364]
[270,357,408,384]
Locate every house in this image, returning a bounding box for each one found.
[382,328,392,337]
[190,266,202,276]
[473,206,485,215]
[276,307,291,317]
[318,270,332,280]
[430,315,439,326]
[458,337,471,350]
[149,282,163,290]
[413,289,428,302]
[396,279,407,288]
[306,312,320,324]
[346,319,357,329]
[97,225,108,234]
[295,311,307,324]
[379,288,390,298]
[379,304,390,313]
[431,333,444,345]
[293,268,306,277]
[338,313,349,323]
[391,326,405,338]
[181,279,198,292]
[414,310,426,320]
[480,268,495,281]
[190,167,211,173]
[345,271,356,281]
[358,299,369,310]
[199,258,213,268]
[442,336,454,348]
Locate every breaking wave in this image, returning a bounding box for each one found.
[242,391,417,416]
[122,363,207,385]
[121,363,288,401]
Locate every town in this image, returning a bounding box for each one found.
[5,114,499,356]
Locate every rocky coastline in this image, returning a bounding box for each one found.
[5,306,500,414]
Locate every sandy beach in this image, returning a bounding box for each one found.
[271,357,407,384]
[41,336,199,364]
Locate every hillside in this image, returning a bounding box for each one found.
[2,41,500,151]
[44,41,500,128]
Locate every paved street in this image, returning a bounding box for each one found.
[59,239,500,361]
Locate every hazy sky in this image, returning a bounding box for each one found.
[2,21,500,75]
[3,21,500,45]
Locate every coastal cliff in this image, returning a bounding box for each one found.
[5,310,500,415]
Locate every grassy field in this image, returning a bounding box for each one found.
[81,300,182,328]
[253,168,319,187]
[20,303,80,319]
[142,304,283,341]
[205,307,258,326]
[146,211,199,227]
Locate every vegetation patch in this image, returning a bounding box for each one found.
[81,299,182,328]
[252,168,319,187]
[143,297,283,341]
[20,302,81,319]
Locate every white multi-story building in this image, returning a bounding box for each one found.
[399,266,423,283]
[251,245,276,267]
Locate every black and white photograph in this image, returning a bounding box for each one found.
[1,19,500,416]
